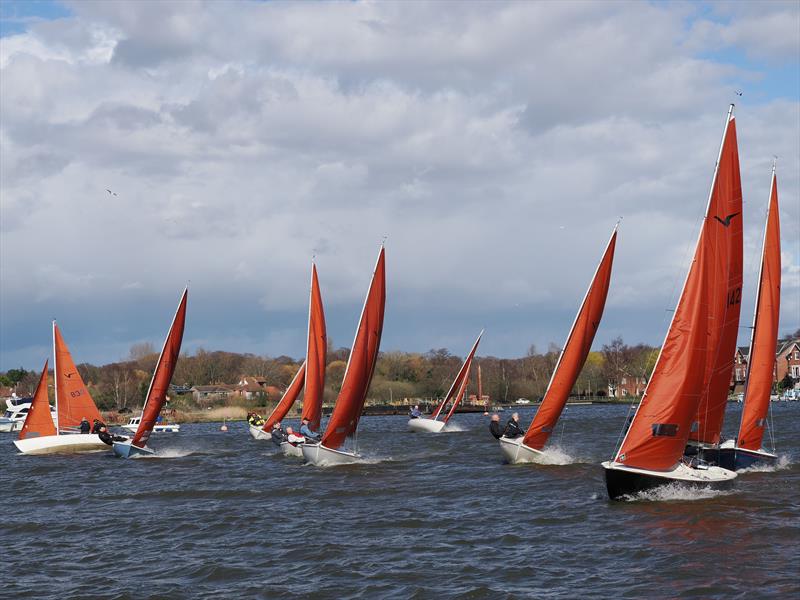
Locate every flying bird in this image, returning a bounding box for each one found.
[106,189,118,197]
[735,90,743,97]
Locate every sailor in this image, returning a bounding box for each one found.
[79,417,91,434]
[285,426,305,446]
[91,418,105,434]
[270,422,286,447]
[247,412,256,425]
[503,412,525,438]
[97,426,128,446]
[409,405,421,419]
[489,414,503,439]
[299,418,320,441]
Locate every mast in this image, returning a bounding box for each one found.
[52,320,59,435]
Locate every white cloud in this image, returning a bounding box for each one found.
[1,0,798,367]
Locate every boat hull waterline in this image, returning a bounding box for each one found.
[601,461,737,500]
[14,434,109,455]
[112,441,156,458]
[407,418,446,433]
[280,442,304,457]
[497,436,547,464]
[301,443,360,466]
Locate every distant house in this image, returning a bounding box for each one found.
[608,375,647,398]
[776,339,800,385]
[731,346,748,386]
[191,385,231,404]
[0,386,13,399]
[230,376,284,401]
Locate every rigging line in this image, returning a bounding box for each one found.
[612,401,636,460]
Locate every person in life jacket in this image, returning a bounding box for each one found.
[503,413,525,438]
[489,414,503,439]
[91,419,105,434]
[97,425,129,446]
[285,427,305,446]
[79,417,91,434]
[299,418,320,441]
[409,405,421,419]
[270,422,286,447]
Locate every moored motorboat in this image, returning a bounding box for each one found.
[603,106,742,499]
[0,397,56,433]
[408,331,482,434]
[122,416,180,433]
[500,226,616,463]
[304,246,386,467]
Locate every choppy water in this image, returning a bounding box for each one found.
[2,403,798,599]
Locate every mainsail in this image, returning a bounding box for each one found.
[18,361,56,440]
[523,228,617,450]
[441,332,483,424]
[53,322,103,431]
[614,107,738,471]
[302,262,327,431]
[737,167,781,451]
[691,114,744,446]
[131,288,188,448]
[320,246,386,450]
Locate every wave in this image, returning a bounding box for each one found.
[132,448,197,459]
[736,454,792,473]
[442,423,468,432]
[620,482,737,502]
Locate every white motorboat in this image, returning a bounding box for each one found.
[0,398,56,433]
[122,416,180,433]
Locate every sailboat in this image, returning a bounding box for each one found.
[302,245,386,466]
[249,363,305,441]
[499,227,617,463]
[113,288,188,458]
[602,106,742,499]
[716,164,781,470]
[14,324,109,454]
[408,331,483,433]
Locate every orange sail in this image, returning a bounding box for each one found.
[615,108,738,471]
[320,246,386,450]
[301,262,327,430]
[524,228,617,450]
[263,362,306,431]
[442,332,483,424]
[53,322,103,431]
[738,168,781,451]
[131,288,188,448]
[691,117,744,446]
[18,361,56,440]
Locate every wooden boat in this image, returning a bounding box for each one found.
[14,324,108,455]
[408,331,482,433]
[251,261,327,446]
[714,164,781,470]
[302,246,386,466]
[602,106,742,499]
[500,226,616,463]
[113,288,188,458]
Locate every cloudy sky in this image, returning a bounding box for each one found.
[1,0,798,370]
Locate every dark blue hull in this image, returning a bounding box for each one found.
[715,447,777,471]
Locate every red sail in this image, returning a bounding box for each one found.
[53,323,103,431]
[738,169,781,450]
[615,109,737,471]
[524,228,617,450]
[321,247,386,450]
[18,361,56,440]
[132,289,188,448]
[263,362,306,431]
[302,263,327,431]
[691,118,744,445]
[442,332,483,424]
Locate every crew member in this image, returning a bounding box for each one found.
[299,418,320,441]
[286,427,305,446]
[409,405,421,419]
[79,417,91,434]
[270,422,286,447]
[503,412,525,438]
[489,414,503,439]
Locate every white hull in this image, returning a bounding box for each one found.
[407,418,446,433]
[301,443,360,466]
[280,441,304,457]
[248,424,270,440]
[497,436,545,463]
[121,423,181,433]
[0,420,22,433]
[14,434,109,455]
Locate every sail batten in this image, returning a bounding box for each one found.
[614,108,740,471]
[320,247,386,450]
[131,288,188,448]
[737,169,781,451]
[523,228,616,450]
[18,361,56,440]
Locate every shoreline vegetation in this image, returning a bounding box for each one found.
[3,330,797,423]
